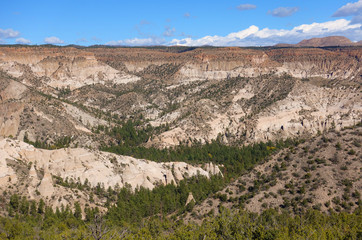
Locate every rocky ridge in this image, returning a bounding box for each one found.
[184,125,362,223]
[0,45,361,148]
[0,137,221,209]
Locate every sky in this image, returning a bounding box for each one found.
[0,0,361,46]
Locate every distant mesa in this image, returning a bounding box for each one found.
[276,36,362,47]
[297,36,353,47]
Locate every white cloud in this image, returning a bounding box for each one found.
[236,4,256,11]
[333,0,362,24]
[170,25,259,46]
[333,0,362,17]
[268,7,299,17]
[105,18,362,47]
[106,37,165,46]
[227,25,259,38]
[15,37,31,44]
[0,28,20,39]
[163,26,176,37]
[170,19,362,46]
[44,36,64,44]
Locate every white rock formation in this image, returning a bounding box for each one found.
[37,166,54,198]
[0,139,222,200]
[185,192,195,206]
[0,139,18,185]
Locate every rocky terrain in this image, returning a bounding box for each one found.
[184,124,361,223]
[0,44,361,149]
[0,42,361,216]
[0,137,221,211]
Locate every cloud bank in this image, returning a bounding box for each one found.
[106,19,361,47]
[169,19,361,46]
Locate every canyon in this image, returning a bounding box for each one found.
[0,43,361,212]
[0,45,360,148]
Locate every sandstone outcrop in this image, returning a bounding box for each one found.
[0,45,361,148]
[0,138,222,195]
[185,192,195,206]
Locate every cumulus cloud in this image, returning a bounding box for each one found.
[105,18,362,47]
[268,7,299,17]
[44,36,64,44]
[0,28,20,39]
[170,25,259,46]
[236,4,256,11]
[333,0,362,24]
[169,19,362,46]
[163,26,176,37]
[333,0,362,17]
[106,37,165,46]
[15,38,31,44]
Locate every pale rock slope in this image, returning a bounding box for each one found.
[0,47,140,90]
[0,138,221,200]
[0,46,361,148]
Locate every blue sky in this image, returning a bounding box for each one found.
[1,0,361,46]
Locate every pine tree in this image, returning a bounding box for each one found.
[74,202,82,220]
[37,199,45,214]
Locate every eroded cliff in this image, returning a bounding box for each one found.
[0,45,361,148]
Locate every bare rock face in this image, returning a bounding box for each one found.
[251,82,361,142]
[204,162,223,176]
[0,151,17,185]
[37,167,54,198]
[0,44,360,216]
[0,47,140,90]
[0,45,361,148]
[0,138,221,198]
[185,192,195,206]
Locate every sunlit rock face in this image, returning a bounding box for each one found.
[0,45,361,148]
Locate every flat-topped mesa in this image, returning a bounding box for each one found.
[276,36,362,47]
[296,36,356,47]
[1,46,360,88]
